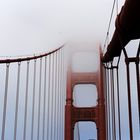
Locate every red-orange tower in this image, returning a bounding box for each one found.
[65,45,106,140]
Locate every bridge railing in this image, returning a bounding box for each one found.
[103,41,140,140]
[0,46,66,140]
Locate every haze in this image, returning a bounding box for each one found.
[0,0,125,56]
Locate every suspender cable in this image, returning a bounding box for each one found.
[106,67,111,140]
[104,68,108,140]
[60,50,63,139]
[1,63,10,140]
[23,61,30,140]
[56,50,60,140]
[108,68,114,140]
[137,43,140,57]
[110,65,116,140]
[55,52,59,140]
[63,49,67,140]
[42,57,47,140]
[53,52,57,140]
[62,49,65,140]
[14,62,21,140]
[47,55,51,140]
[125,59,133,140]
[63,49,66,140]
[37,58,42,140]
[116,67,122,140]
[55,52,58,140]
[135,44,140,126]
[104,33,110,140]
[54,52,58,140]
[50,54,55,140]
[61,49,65,139]
[104,34,110,140]
[52,52,57,140]
[117,30,133,140]
[31,59,37,140]
[0,46,63,140]
[58,50,61,140]
[60,49,64,139]
[61,50,63,140]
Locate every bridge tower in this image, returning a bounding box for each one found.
[65,45,106,140]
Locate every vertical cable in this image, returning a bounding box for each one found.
[14,62,21,140]
[116,67,122,140]
[31,59,37,140]
[110,65,116,140]
[54,52,58,140]
[104,34,110,140]
[118,30,133,140]
[137,43,140,57]
[1,63,10,140]
[62,49,65,140]
[63,48,67,140]
[62,48,65,140]
[56,51,60,140]
[59,50,62,139]
[23,61,30,140]
[125,60,133,140]
[109,68,114,140]
[47,55,51,140]
[109,67,114,140]
[104,68,108,140]
[50,54,55,140]
[42,57,47,140]
[55,52,58,140]
[106,68,111,140]
[60,50,63,140]
[61,49,64,140]
[136,61,140,125]
[37,58,42,140]
[57,51,61,140]
[135,45,140,127]
[52,53,57,140]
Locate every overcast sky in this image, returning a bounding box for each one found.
[0,0,125,56]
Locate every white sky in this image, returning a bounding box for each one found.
[0,0,125,56]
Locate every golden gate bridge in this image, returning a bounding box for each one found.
[0,0,140,140]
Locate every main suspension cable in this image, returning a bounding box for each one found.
[103,0,118,53]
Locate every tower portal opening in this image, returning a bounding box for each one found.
[74,122,97,140]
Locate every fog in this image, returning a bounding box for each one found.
[0,0,125,56]
[0,0,139,140]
